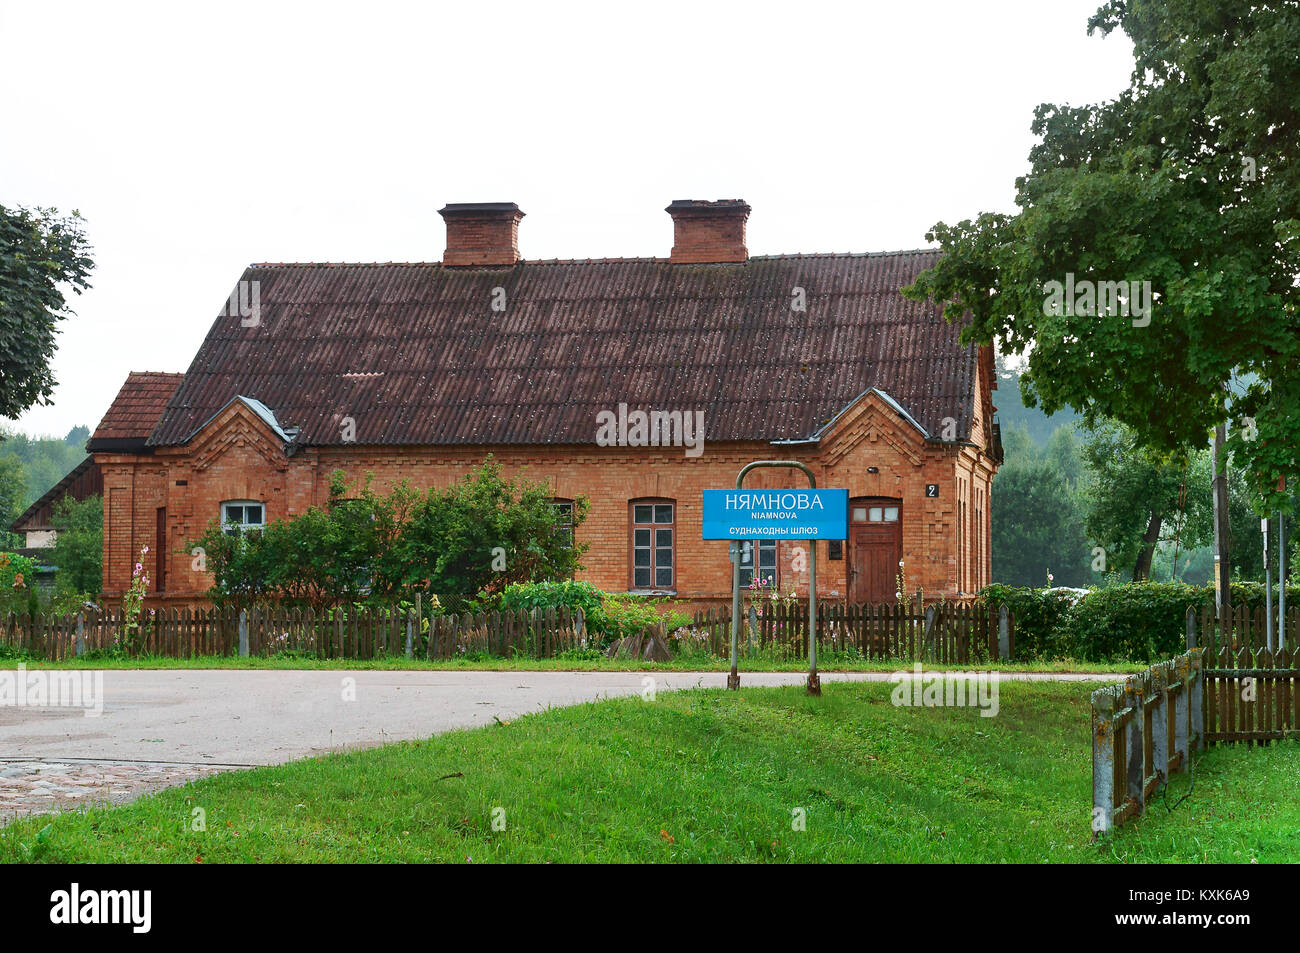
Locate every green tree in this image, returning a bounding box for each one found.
[991,423,1091,587]
[191,461,588,611]
[1079,423,1212,582]
[50,494,102,596]
[904,0,1300,512]
[396,460,589,607]
[0,206,94,418]
[0,455,25,550]
[0,427,88,507]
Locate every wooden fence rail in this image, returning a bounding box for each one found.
[1203,648,1300,744]
[1191,604,1300,655]
[1091,649,1204,835]
[689,602,1014,662]
[0,605,592,661]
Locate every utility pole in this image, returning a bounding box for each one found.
[1211,421,1232,622]
[1264,516,1274,652]
[1279,476,1288,650]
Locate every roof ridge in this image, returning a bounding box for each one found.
[247,248,939,269]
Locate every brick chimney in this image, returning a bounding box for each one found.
[438,202,524,266]
[666,199,750,263]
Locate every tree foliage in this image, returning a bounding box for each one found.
[49,493,103,597]
[0,206,94,419]
[1079,422,1212,581]
[191,462,589,611]
[904,0,1300,510]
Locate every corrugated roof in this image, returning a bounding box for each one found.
[148,251,975,448]
[89,372,185,451]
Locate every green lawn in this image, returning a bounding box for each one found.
[1,681,1292,863]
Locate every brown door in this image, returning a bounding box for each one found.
[155,507,167,594]
[848,498,902,604]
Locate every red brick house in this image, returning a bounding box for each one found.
[93,199,1001,609]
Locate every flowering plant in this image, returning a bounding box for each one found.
[119,546,151,649]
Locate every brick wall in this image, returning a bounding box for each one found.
[97,392,999,608]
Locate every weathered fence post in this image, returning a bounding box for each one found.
[1171,656,1189,766]
[405,610,414,659]
[1186,606,1197,650]
[923,605,937,662]
[575,607,586,647]
[238,609,249,658]
[75,612,86,658]
[1123,677,1145,818]
[747,604,758,653]
[1189,649,1205,751]
[1150,665,1169,788]
[1091,687,1116,836]
[997,604,1010,661]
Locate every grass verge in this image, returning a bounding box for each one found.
[2,681,1290,863]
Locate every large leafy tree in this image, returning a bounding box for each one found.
[991,424,1092,587]
[0,206,94,418]
[50,493,103,596]
[0,455,25,550]
[904,0,1300,511]
[1079,423,1212,581]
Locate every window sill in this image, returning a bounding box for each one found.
[626,589,676,598]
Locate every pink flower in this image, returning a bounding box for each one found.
[142,546,150,554]
[135,563,143,573]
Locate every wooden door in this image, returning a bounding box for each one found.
[849,498,902,604]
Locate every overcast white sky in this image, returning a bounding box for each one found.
[1,0,1134,439]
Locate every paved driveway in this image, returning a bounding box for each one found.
[0,669,1120,822]
[0,668,1119,765]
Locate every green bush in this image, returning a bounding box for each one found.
[0,552,39,616]
[495,580,605,621]
[484,580,691,648]
[1059,582,1206,662]
[976,584,1075,660]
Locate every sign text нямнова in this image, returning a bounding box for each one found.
[701,488,848,540]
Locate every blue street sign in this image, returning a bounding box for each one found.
[702,488,849,540]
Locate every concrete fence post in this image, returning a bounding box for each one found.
[998,604,1010,661]
[1172,656,1190,765]
[75,612,86,657]
[1123,678,1145,817]
[924,605,937,662]
[1186,607,1197,650]
[575,607,586,647]
[405,610,414,660]
[1189,650,1205,751]
[1091,688,1116,836]
[1150,666,1169,785]
[238,608,249,658]
[747,604,758,652]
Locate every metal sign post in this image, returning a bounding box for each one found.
[706,460,848,696]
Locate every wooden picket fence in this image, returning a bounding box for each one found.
[689,601,1014,662]
[1191,603,1300,654]
[1090,649,1205,835]
[1203,648,1300,744]
[0,604,592,661]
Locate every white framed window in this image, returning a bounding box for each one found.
[222,500,265,537]
[551,499,575,548]
[739,540,777,589]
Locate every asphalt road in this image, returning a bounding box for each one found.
[0,669,1121,766]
